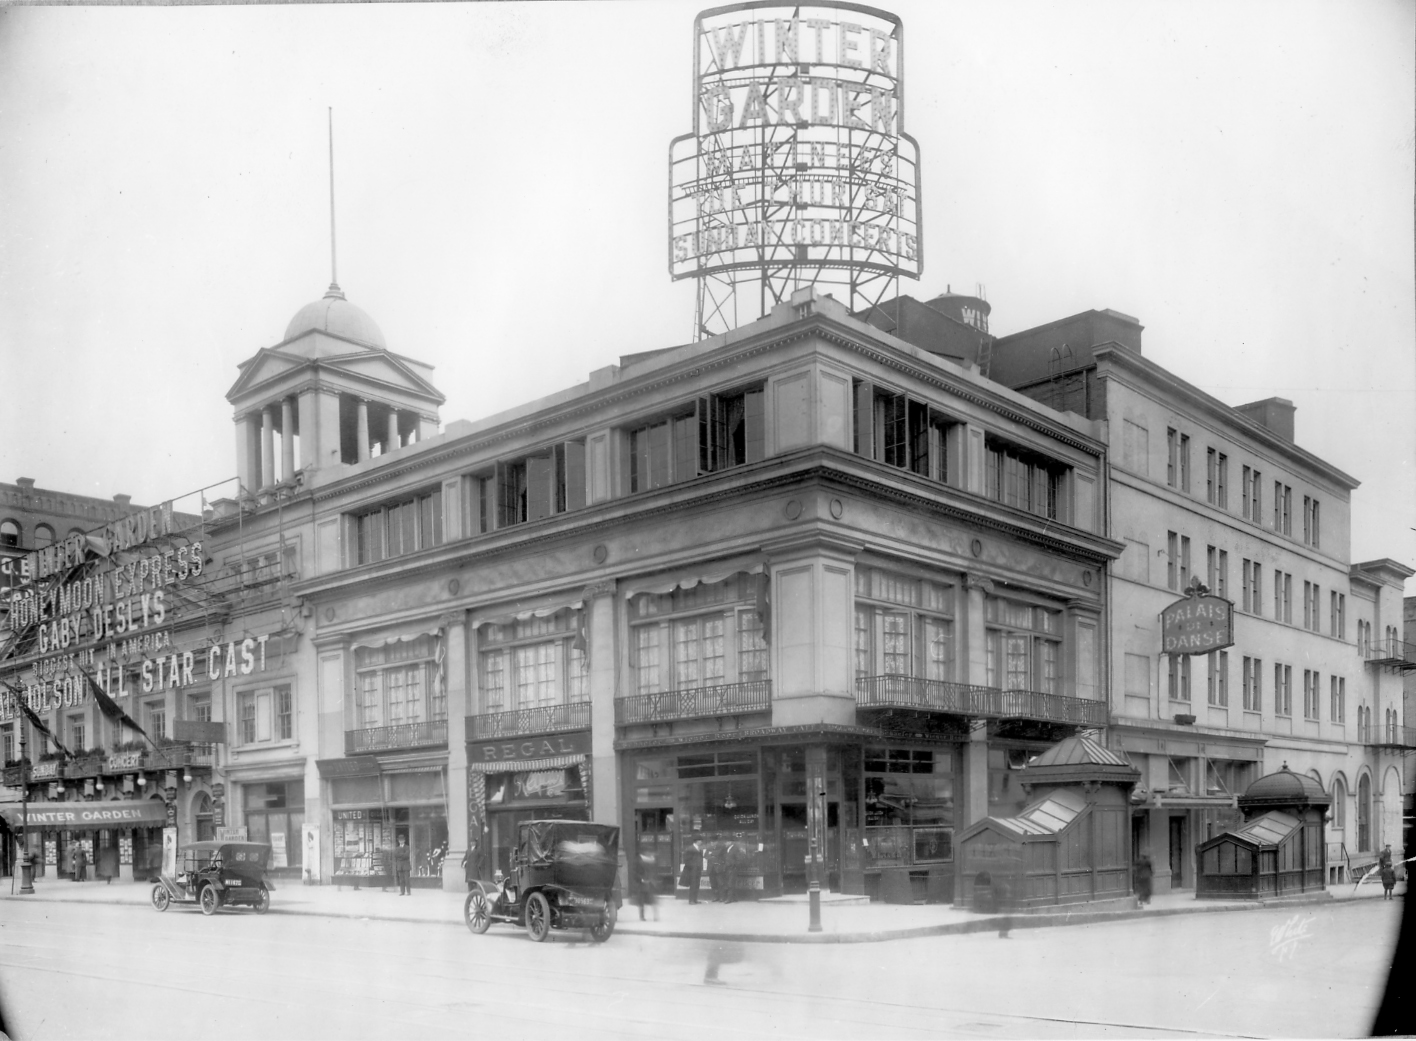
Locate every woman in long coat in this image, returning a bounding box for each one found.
[1134,853,1154,906]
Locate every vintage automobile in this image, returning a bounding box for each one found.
[151,841,273,916]
[463,820,621,942]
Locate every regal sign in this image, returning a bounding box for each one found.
[1162,583,1234,655]
[467,730,592,765]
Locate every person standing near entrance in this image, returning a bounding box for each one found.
[1135,852,1154,907]
[705,841,725,902]
[682,839,704,904]
[393,835,412,896]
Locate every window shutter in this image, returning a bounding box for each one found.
[697,397,711,474]
[564,441,586,511]
[854,380,875,458]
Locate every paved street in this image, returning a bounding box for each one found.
[0,895,1400,1039]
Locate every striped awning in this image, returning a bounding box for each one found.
[469,755,583,774]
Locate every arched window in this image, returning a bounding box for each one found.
[1358,774,1371,852]
[33,524,55,548]
[1332,777,1347,830]
[0,519,20,548]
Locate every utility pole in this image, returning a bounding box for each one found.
[17,719,32,894]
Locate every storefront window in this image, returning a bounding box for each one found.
[355,636,444,729]
[631,575,769,694]
[985,596,1062,694]
[854,567,955,682]
[243,780,304,869]
[478,611,586,713]
[484,765,588,876]
[864,747,954,865]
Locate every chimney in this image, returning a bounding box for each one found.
[15,477,35,492]
[113,493,132,508]
[1234,398,1295,442]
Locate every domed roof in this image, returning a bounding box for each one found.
[284,283,385,349]
[1239,763,1330,808]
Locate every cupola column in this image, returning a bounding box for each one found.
[260,406,276,490]
[356,399,371,463]
[386,409,400,453]
[281,397,296,481]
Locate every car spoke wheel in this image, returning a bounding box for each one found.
[465,890,492,934]
[151,885,170,912]
[524,891,551,943]
[199,885,220,916]
[589,902,616,943]
[253,885,270,915]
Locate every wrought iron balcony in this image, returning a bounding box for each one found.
[466,702,591,741]
[1364,638,1416,674]
[345,720,448,754]
[1363,725,1416,750]
[615,680,771,725]
[856,676,1108,728]
[64,755,106,779]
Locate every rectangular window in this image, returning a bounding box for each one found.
[631,577,765,694]
[1206,652,1230,707]
[1283,573,1293,624]
[1180,536,1191,590]
[857,570,957,685]
[1216,453,1227,507]
[1243,656,1262,712]
[1273,481,1282,531]
[1168,532,1178,590]
[236,684,292,745]
[145,700,166,741]
[1303,670,1319,721]
[1179,434,1190,491]
[1330,676,1345,724]
[70,715,85,754]
[702,385,765,473]
[1242,559,1252,613]
[1206,448,1216,504]
[1,724,12,765]
[1254,564,1263,616]
[1207,546,1216,591]
[737,610,768,683]
[1167,429,1177,487]
[1332,592,1345,639]
[1248,468,1261,522]
[983,596,1059,695]
[1168,655,1191,702]
[1216,550,1228,598]
[356,487,443,564]
[356,637,441,728]
[984,437,1068,521]
[1310,499,1320,548]
[1274,664,1292,717]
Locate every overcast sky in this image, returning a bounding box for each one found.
[0,0,1411,586]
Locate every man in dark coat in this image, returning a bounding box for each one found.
[705,841,725,902]
[682,839,704,904]
[392,835,412,895]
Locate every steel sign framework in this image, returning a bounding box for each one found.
[670,2,922,339]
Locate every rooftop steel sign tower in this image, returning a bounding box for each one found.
[670,2,922,339]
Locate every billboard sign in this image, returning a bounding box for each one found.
[670,3,922,323]
[1162,585,1234,655]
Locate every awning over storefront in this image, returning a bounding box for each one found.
[349,623,444,651]
[619,557,765,599]
[0,800,168,831]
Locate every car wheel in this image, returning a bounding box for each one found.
[524,891,551,943]
[253,885,270,915]
[465,889,492,934]
[199,885,220,916]
[151,885,170,912]
[589,902,616,943]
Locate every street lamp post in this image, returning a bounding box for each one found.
[806,746,826,933]
[18,723,33,894]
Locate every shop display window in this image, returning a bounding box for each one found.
[864,746,954,866]
[244,780,304,868]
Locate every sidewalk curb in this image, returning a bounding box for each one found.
[4,886,1369,944]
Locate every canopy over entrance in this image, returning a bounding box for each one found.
[0,801,167,831]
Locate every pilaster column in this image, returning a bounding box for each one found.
[962,575,995,828]
[440,612,470,891]
[235,413,261,495]
[387,410,400,453]
[583,581,618,827]
[356,399,371,463]
[260,406,275,489]
[281,398,295,481]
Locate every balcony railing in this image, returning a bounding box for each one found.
[1363,638,1416,673]
[345,720,448,755]
[1363,725,1416,750]
[856,676,1108,728]
[466,701,591,741]
[616,681,772,726]
[65,755,106,779]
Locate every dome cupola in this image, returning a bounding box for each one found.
[283,282,386,349]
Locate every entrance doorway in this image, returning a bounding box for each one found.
[635,809,676,895]
[777,801,838,894]
[1169,815,1186,887]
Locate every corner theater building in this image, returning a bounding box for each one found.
[224,281,1119,898]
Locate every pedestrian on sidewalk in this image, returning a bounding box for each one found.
[1134,852,1154,907]
[1381,860,1397,900]
[681,839,704,904]
[706,841,725,903]
[632,851,658,920]
[723,841,746,904]
[73,844,87,883]
[393,835,412,896]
